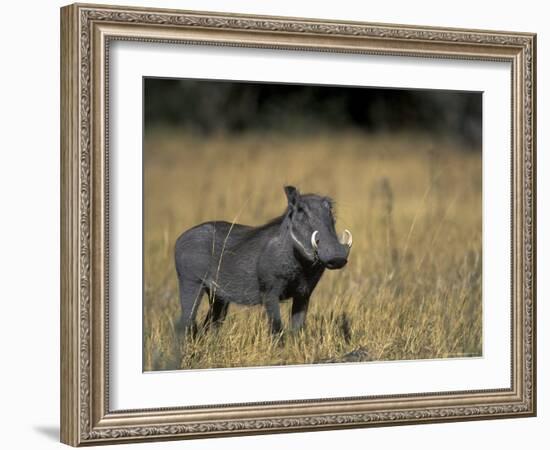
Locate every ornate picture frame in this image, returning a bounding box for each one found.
[60,3,536,446]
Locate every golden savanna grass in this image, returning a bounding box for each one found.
[143,129,482,371]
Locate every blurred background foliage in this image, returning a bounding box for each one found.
[144,78,481,149]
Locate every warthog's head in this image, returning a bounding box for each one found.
[284,186,352,269]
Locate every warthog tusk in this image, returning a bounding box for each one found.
[311,230,319,250]
[340,229,353,248]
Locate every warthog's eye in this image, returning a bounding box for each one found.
[322,200,333,213]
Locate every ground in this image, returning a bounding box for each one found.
[143,130,482,371]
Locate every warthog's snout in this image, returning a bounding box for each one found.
[326,255,348,270]
[314,228,352,270]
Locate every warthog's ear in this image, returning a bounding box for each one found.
[284,185,300,209]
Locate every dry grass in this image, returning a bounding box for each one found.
[143,129,482,371]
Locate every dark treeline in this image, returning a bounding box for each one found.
[144,78,481,149]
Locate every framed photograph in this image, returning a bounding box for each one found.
[60,3,536,446]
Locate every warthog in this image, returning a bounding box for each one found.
[174,186,352,335]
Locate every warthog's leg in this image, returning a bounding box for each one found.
[291,295,310,331]
[177,278,205,337]
[262,295,283,335]
[202,298,229,331]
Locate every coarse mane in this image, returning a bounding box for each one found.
[246,210,287,235]
[232,192,335,244]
